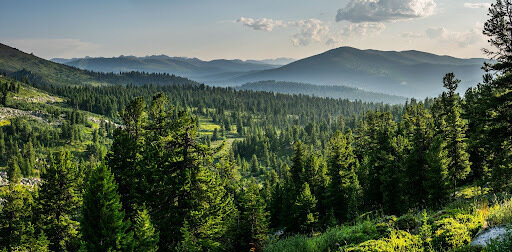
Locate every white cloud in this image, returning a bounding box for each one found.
[326,22,386,46]
[464,3,491,9]
[288,19,330,46]
[342,22,386,37]
[236,17,386,47]
[4,38,100,59]
[236,17,331,46]
[336,0,437,23]
[236,17,284,31]
[425,25,485,48]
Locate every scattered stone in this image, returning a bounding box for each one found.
[471,226,509,247]
[0,171,42,187]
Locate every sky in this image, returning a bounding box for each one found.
[0,0,493,60]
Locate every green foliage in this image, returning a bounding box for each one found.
[80,164,133,252]
[7,156,21,184]
[292,182,319,234]
[0,185,48,251]
[133,206,159,252]
[235,180,269,251]
[327,130,361,222]
[436,73,471,196]
[37,151,80,251]
[487,197,512,227]
[345,230,424,252]
[433,217,472,250]
[108,94,236,250]
[263,221,378,252]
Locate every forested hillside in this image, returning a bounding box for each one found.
[239,80,408,104]
[51,55,279,80]
[231,47,487,98]
[0,43,201,87]
[1,1,512,252]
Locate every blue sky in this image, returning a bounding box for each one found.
[0,0,493,60]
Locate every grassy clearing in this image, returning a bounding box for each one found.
[265,186,512,252]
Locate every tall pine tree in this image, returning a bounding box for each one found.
[81,164,133,252]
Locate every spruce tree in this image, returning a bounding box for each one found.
[291,182,318,234]
[0,185,48,251]
[133,206,159,252]
[81,164,133,252]
[236,180,269,251]
[425,136,449,207]
[326,131,360,222]
[475,1,512,191]
[7,156,21,184]
[37,151,80,251]
[439,73,471,196]
[250,154,260,174]
[402,102,435,208]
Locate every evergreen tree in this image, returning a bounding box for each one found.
[439,73,471,196]
[472,2,512,190]
[25,141,35,176]
[133,206,159,252]
[290,141,307,190]
[250,154,260,174]
[0,129,5,158]
[0,185,48,252]
[7,156,21,184]
[424,136,449,207]
[402,102,435,208]
[81,164,133,252]
[37,151,80,251]
[236,180,269,251]
[357,112,402,214]
[326,131,360,222]
[291,182,318,234]
[483,0,512,73]
[109,94,236,250]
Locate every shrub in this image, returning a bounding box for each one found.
[454,213,484,237]
[396,213,419,232]
[345,230,423,252]
[487,198,512,227]
[433,218,471,250]
[263,221,378,252]
[375,216,397,237]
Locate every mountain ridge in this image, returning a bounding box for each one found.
[230,46,489,98]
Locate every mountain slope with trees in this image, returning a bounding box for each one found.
[1,1,512,251]
[232,47,488,98]
[239,80,408,104]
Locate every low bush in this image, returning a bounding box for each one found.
[396,213,419,232]
[487,198,512,227]
[344,230,423,252]
[433,217,471,250]
[264,221,378,252]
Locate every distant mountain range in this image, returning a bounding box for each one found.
[50,55,284,83]
[1,43,403,104]
[239,81,407,104]
[231,47,490,98]
[2,42,490,100]
[52,47,489,98]
[0,43,200,87]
